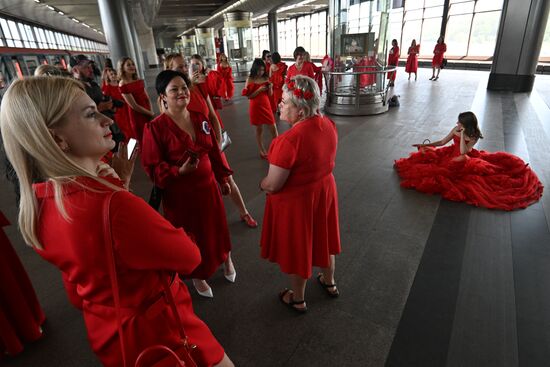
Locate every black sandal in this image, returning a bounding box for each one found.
[279,289,307,313]
[317,273,340,298]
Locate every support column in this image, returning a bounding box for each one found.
[440,0,450,39]
[97,0,139,70]
[487,0,550,92]
[268,10,278,52]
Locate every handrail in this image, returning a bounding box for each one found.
[323,66,396,76]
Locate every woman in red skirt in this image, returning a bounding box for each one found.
[405,39,420,81]
[118,57,155,141]
[242,59,278,159]
[430,36,447,81]
[387,39,400,87]
[260,76,342,313]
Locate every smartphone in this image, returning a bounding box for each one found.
[191,63,200,73]
[127,138,137,159]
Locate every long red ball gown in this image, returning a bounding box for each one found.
[33,178,225,366]
[394,136,544,210]
[242,82,276,126]
[261,115,342,279]
[216,63,234,99]
[285,62,316,86]
[405,45,420,73]
[102,83,133,141]
[119,79,151,141]
[269,62,287,111]
[142,112,233,279]
[432,42,447,68]
[387,46,400,81]
[0,211,45,359]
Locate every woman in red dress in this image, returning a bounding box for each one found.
[165,53,258,228]
[285,46,316,86]
[0,211,45,359]
[387,39,400,87]
[243,59,278,159]
[0,77,234,366]
[394,112,543,210]
[217,53,234,100]
[101,67,132,141]
[405,39,420,81]
[142,70,236,298]
[118,57,154,141]
[305,51,324,94]
[269,52,287,113]
[430,36,447,81]
[262,50,272,76]
[260,76,341,313]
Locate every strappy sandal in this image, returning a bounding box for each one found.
[279,289,307,313]
[317,273,340,298]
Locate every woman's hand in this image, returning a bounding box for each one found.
[192,71,206,84]
[178,157,199,175]
[111,141,138,188]
[220,182,231,196]
[97,162,120,180]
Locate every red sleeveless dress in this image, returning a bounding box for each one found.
[394,136,544,210]
[242,82,276,126]
[119,80,151,141]
[0,211,45,358]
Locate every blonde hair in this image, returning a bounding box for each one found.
[283,75,321,119]
[34,64,63,77]
[0,77,118,248]
[102,67,117,84]
[117,57,138,81]
[164,53,183,71]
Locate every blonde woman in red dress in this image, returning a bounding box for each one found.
[0,76,234,366]
[285,46,316,86]
[430,36,447,81]
[269,52,287,114]
[101,67,132,141]
[405,39,420,81]
[242,58,278,159]
[217,53,234,100]
[394,111,543,210]
[118,57,154,141]
[387,39,400,87]
[260,76,341,313]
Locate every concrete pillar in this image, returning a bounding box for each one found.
[97,0,139,71]
[487,0,550,92]
[268,10,278,52]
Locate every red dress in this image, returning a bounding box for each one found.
[355,56,377,88]
[242,82,276,126]
[387,46,400,81]
[142,112,233,279]
[405,45,420,73]
[217,64,234,99]
[269,62,287,111]
[432,42,447,68]
[261,115,342,279]
[33,177,225,366]
[102,83,133,141]
[394,136,544,210]
[0,211,45,358]
[285,62,316,85]
[119,79,151,141]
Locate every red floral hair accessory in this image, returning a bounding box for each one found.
[287,80,314,100]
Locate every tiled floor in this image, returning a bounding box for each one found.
[1,67,549,367]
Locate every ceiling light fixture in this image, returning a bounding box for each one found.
[181,0,247,34]
[46,5,55,10]
[252,13,266,21]
[58,11,64,15]
[277,0,317,13]
[71,18,80,23]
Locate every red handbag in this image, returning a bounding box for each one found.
[102,191,198,367]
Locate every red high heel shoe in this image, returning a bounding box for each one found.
[240,213,258,228]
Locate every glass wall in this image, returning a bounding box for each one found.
[253,10,328,59]
[537,5,550,60]
[0,15,108,52]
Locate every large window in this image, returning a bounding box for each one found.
[0,15,108,53]
[541,12,550,60]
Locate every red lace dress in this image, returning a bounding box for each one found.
[242,82,276,126]
[394,136,544,210]
[261,115,341,279]
[217,64,234,99]
[119,79,151,141]
[102,83,133,141]
[0,211,45,358]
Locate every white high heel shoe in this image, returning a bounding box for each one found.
[223,261,236,283]
[193,279,213,298]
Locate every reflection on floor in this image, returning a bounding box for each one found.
[1,68,549,367]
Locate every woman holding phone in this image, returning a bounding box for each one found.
[142,70,236,298]
[0,76,234,366]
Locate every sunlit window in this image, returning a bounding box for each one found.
[539,11,550,59]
